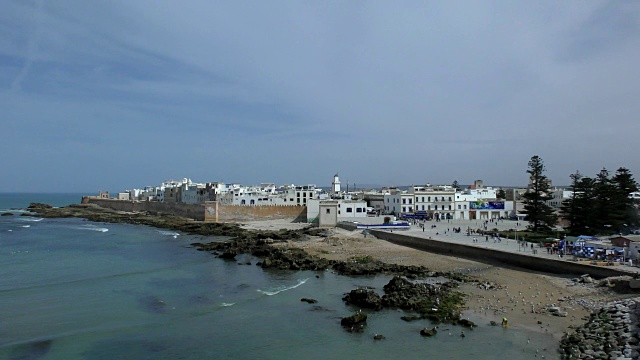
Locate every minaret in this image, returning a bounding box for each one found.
[332,173,341,193]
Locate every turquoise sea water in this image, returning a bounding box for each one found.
[0,194,558,359]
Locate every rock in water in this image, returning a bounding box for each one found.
[342,288,383,310]
[341,311,368,327]
[420,327,437,337]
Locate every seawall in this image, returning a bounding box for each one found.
[83,198,206,220]
[82,197,307,223]
[369,229,636,279]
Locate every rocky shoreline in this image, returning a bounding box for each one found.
[24,202,640,356]
[559,298,640,359]
[26,203,472,326]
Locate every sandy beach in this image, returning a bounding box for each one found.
[240,219,633,341]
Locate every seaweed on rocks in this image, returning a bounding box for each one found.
[342,276,467,326]
[29,202,474,332]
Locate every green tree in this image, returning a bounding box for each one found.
[561,172,597,235]
[496,189,506,199]
[593,168,617,233]
[611,167,639,230]
[560,167,638,235]
[451,180,460,190]
[560,171,582,233]
[522,155,557,233]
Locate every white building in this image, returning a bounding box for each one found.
[545,188,574,209]
[307,198,368,223]
[383,184,514,220]
[181,184,209,204]
[412,185,456,220]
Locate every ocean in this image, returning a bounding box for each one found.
[0,194,558,359]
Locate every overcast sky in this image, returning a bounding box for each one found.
[2,1,639,192]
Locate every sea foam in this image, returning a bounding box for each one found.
[158,230,180,238]
[18,217,43,222]
[257,278,309,296]
[74,225,109,232]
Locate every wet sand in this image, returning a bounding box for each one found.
[240,220,631,340]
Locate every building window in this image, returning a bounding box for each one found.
[449,205,452,210]
[441,197,445,201]
[448,197,452,201]
[421,196,425,202]
[428,196,431,202]
[356,208,363,213]
[408,199,412,204]
[435,205,438,210]
[458,204,461,210]
[326,209,330,214]
[402,207,406,212]
[464,205,467,209]
[402,199,406,204]
[422,205,425,210]
[346,208,353,213]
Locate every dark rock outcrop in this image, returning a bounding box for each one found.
[301,298,318,304]
[420,327,437,337]
[342,288,383,310]
[341,311,368,328]
[343,276,465,325]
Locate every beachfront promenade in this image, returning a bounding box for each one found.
[359,218,640,276]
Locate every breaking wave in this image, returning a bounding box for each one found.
[18,217,43,222]
[158,230,180,238]
[257,278,309,296]
[75,225,109,232]
[220,302,236,307]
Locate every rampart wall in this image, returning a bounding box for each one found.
[216,205,307,222]
[83,197,205,220]
[370,230,635,279]
[83,197,307,223]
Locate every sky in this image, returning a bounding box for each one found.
[2,1,640,192]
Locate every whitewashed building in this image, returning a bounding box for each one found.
[307,198,368,223]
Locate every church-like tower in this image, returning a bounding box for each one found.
[332,173,341,193]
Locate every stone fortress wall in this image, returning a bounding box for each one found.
[82,197,307,223]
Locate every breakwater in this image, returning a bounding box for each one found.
[559,298,640,359]
[369,230,636,279]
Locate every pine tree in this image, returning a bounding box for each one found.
[561,172,597,235]
[522,155,557,233]
[593,168,616,233]
[451,180,460,190]
[611,167,639,231]
[560,171,581,233]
